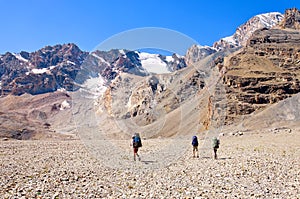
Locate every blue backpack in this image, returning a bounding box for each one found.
[192,136,198,146]
[133,136,142,148]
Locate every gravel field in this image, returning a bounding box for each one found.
[0,131,299,198]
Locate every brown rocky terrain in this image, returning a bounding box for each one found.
[0,91,75,139]
[220,8,300,124]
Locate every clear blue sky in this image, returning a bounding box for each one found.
[0,0,299,54]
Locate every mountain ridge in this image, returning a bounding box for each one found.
[1,8,300,139]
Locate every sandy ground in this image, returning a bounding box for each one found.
[0,130,299,198]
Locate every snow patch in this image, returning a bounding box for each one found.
[57,88,66,92]
[67,60,75,65]
[80,75,107,99]
[119,49,127,58]
[222,35,237,45]
[119,49,125,54]
[12,53,29,62]
[138,52,171,74]
[256,12,283,28]
[49,65,57,70]
[193,45,217,51]
[91,53,110,65]
[32,68,50,74]
[165,56,174,62]
[60,100,71,110]
[175,53,184,58]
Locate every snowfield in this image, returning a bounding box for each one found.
[138,52,171,74]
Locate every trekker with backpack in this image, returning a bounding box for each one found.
[132,133,142,161]
[192,135,199,158]
[212,137,220,159]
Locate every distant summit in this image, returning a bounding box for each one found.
[186,11,283,65]
[213,12,283,50]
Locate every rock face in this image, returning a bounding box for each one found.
[279,8,300,29]
[101,69,206,126]
[185,45,217,65]
[0,43,88,96]
[221,8,300,124]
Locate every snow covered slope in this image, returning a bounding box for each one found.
[138,52,169,74]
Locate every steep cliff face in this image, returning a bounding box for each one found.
[222,8,300,124]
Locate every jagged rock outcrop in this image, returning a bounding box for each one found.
[163,54,187,71]
[185,45,217,65]
[279,8,300,29]
[0,43,88,96]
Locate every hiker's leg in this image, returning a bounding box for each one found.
[136,148,141,161]
[214,148,217,159]
[196,147,199,158]
[133,148,137,161]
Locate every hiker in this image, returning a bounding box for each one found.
[131,133,142,161]
[212,137,220,159]
[192,135,199,158]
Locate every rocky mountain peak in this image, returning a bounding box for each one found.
[185,45,217,65]
[186,12,283,65]
[213,12,283,51]
[278,8,300,29]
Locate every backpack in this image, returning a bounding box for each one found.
[212,137,220,148]
[192,136,198,146]
[133,136,142,148]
